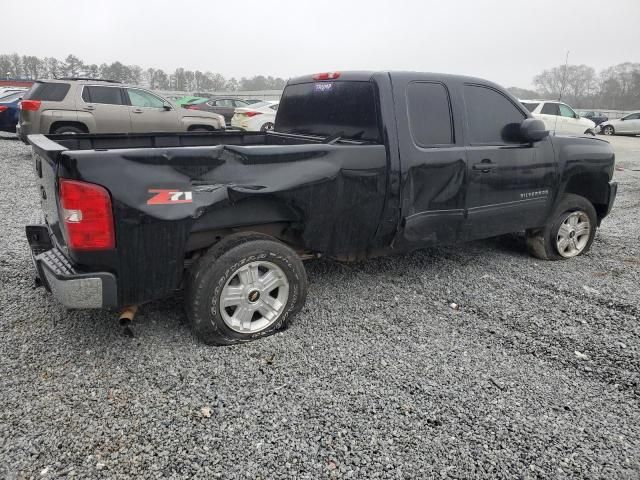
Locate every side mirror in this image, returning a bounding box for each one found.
[163,103,172,111]
[574,113,580,119]
[520,118,549,142]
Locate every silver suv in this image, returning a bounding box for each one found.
[18,78,225,140]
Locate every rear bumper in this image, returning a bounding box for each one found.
[26,223,118,309]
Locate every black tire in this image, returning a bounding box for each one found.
[189,127,212,132]
[602,125,615,136]
[185,233,308,345]
[584,129,596,136]
[53,125,85,135]
[260,122,274,132]
[526,194,597,261]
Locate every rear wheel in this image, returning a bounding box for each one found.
[185,233,308,345]
[602,125,615,135]
[260,122,274,132]
[526,194,597,261]
[53,125,85,135]
[189,126,212,132]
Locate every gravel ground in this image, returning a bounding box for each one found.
[0,132,638,479]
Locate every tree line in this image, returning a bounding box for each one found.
[2,53,638,108]
[0,53,286,92]
[508,62,640,110]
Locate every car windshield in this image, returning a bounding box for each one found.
[0,91,24,102]
[0,90,24,100]
[521,102,539,112]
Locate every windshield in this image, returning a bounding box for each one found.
[276,81,381,142]
[0,91,24,102]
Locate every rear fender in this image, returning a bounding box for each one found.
[40,109,83,134]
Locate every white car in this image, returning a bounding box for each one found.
[598,112,640,136]
[519,100,596,136]
[231,101,279,132]
[0,87,28,100]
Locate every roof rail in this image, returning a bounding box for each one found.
[57,77,122,83]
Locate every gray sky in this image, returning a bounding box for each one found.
[2,0,639,88]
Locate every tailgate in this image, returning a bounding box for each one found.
[29,135,68,248]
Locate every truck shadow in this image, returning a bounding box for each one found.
[50,233,531,344]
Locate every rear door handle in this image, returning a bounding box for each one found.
[472,161,497,172]
[132,108,143,114]
[83,105,95,111]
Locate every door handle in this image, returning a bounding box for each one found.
[132,108,143,114]
[472,160,497,172]
[83,105,95,111]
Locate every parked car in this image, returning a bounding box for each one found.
[26,71,616,345]
[0,90,25,132]
[519,100,596,136]
[598,112,640,136]
[0,87,28,99]
[231,101,278,131]
[174,95,209,108]
[186,97,249,125]
[244,99,266,105]
[17,78,225,141]
[582,111,608,125]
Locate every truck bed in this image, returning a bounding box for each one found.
[28,130,390,307]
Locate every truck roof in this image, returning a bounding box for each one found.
[287,70,504,88]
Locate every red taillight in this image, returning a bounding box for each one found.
[244,111,262,117]
[313,72,340,81]
[19,100,41,111]
[185,105,197,110]
[0,106,8,113]
[59,179,115,251]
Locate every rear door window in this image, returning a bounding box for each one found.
[276,81,381,142]
[464,84,526,145]
[82,86,125,105]
[406,81,454,146]
[521,102,540,112]
[541,103,560,116]
[23,82,70,102]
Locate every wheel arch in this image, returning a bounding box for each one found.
[49,120,90,134]
[562,172,610,221]
[184,199,304,254]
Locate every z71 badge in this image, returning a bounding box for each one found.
[147,189,193,205]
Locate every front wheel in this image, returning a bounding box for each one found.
[185,234,308,345]
[602,125,615,135]
[526,194,597,261]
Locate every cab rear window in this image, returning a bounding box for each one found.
[23,82,70,102]
[276,81,381,142]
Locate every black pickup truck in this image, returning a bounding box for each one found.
[26,71,617,345]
